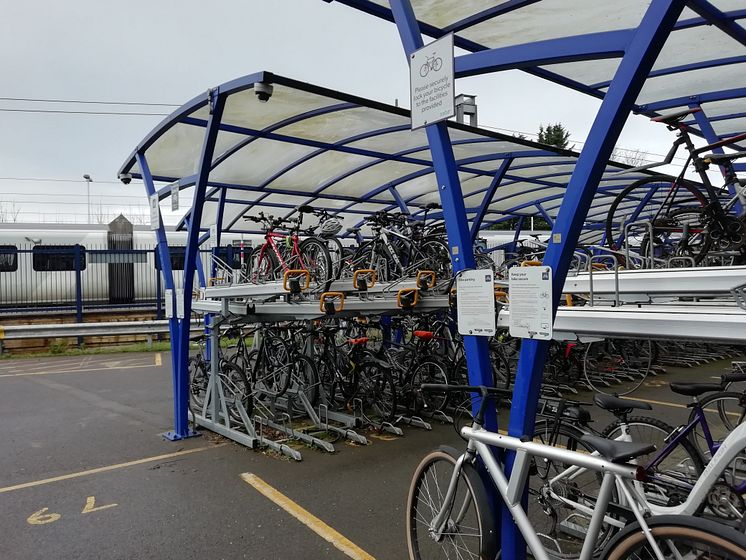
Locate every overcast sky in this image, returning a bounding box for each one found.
[0,0,685,225]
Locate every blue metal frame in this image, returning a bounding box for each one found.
[470,158,513,241]
[136,151,194,440]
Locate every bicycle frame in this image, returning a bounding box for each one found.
[258,230,306,271]
[546,418,746,523]
[438,425,666,560]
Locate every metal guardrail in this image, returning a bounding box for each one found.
[0,319,202,347]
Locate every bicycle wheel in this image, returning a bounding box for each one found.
[531,420,614,559]
[410,358,449,415]
[419,238,452,280]
[604,177,707,258]
[324,236,344,280]
[220,360,253,422]
[689,391,746,460]
[188,356,209,411]
[248,247,278,283]
[583,339,651,396]
[602,514,746,560]
[601,416,704,508]
[249,336,292,398]
[285,354,319,414]
[356,361,397,424]
[406,447,497,560]
[299,237,333,286]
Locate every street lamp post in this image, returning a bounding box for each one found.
[83,174,92,224]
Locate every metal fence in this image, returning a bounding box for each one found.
[0,244,232,319]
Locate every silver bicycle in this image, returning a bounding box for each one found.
[407,384,746,560]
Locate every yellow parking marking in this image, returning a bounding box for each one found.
[81,495,117,514]
[154,353,162,366]
[0,444,225,494]
[632,397,742,418]
[0,363,155,379]
[240,473,375,560]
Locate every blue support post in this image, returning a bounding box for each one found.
[503,3,685,557]
[74,244,84,347]
[137,151,197,441]
[176,90,227,443]
[534,203,555,228]
[389,0,497,420]
[388,185,409,213]
[470,158,513,241]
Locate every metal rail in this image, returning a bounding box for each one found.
[0,319,202,342]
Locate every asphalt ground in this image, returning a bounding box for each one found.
[0,351,741,559]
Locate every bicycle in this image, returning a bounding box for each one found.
[407,383,746,560]
[243,210,332,286]
[605,107,746,266]
[188,333,253,422]
[419,53,443,77]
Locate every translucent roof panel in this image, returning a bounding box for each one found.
[335,1,746,148]
[120,72,709,241]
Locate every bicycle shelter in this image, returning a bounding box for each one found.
[119,1,746,557]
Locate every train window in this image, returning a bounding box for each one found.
[32,245,86,272]
[0,245,18,272]
[216,246,243,270]
[154,247,186,271]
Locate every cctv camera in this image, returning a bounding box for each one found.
[119,173,132,185]
[254,82,273,103]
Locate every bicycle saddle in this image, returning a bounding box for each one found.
[651,107,700,125]
[594,394,652,414]
[669,382,722,397]
[581,434,656,463]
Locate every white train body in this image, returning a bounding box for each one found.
[0,223,534,310]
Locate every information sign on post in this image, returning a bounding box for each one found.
[171,184,179,211]
[149,194,160,231]
[508,266,553,340]
[164,288,174,319]
[175,288,185,319]
[457,269,496,336]
[410,33,455,130]
[209,224,218,249]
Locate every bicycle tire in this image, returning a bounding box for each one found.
[249,247,278,283]
[220,360,253,422]
[188,356,209,411]
[531,420,615,559]
[406,447,497,560]
[601,514,746,560]
[604,177,707,257]
[419,238,452,281]
[583,339,651,396]
[689,391,746,458]
[601,416,704,509]
[248,336,292,398]
[410,358,449,415]
[356,360,397,424]
[299,237,333,285]
[285,354,319,414]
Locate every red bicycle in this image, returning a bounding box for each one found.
[243,208,332,286]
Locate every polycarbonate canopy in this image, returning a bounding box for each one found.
[335,0,746,149]
[120,72,685,244]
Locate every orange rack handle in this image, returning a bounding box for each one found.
[494,290,509,303]
[352,269,377,290]
[397,288,419,308]
[416,270,436,289]
[319,292,345,313]
[283,269,310,292]
[520,260,543,267]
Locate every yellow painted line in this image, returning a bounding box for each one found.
[0,444,226,494]
[633,397,742,418]
[0,363,155,379]
[154,352,162,366]
[240,473,375,560]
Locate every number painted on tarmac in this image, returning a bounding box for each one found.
[27,508,61,525]
[81,496,117,514]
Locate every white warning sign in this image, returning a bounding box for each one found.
[410,33,455,130]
